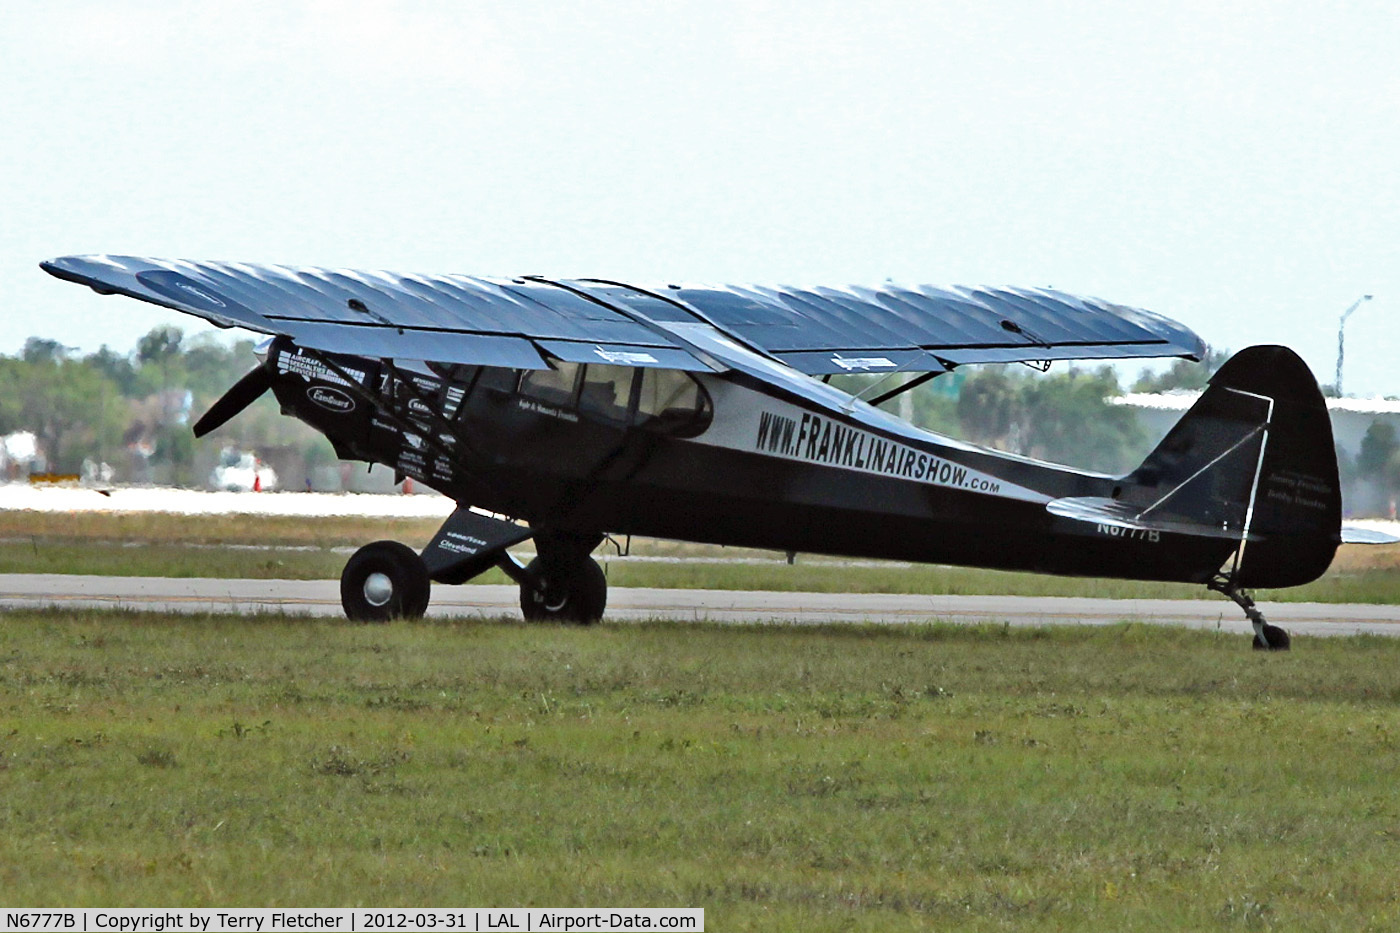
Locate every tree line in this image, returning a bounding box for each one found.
[0,328,329,485]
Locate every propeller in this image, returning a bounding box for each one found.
[193,366,273,438]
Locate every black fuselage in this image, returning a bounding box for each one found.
[267,339,1243,586]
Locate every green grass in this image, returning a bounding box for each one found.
[3,609,1400,928]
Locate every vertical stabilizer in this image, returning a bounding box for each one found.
[1123,346,1340,587]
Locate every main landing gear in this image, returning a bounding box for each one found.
[517,535,608,624]
[337,507,607,625]
[1208,575,1290,651]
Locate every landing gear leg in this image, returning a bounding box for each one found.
[1208,575,1290,651]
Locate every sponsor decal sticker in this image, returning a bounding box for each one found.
[753,410,1006,495]
[594,346,660,365]
[436,532,488,555]
[307,386,356,413]
[832,355,896,371]
[278,349,366,387]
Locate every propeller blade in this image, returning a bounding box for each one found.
[193,366,273,438]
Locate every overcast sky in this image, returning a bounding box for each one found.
[3,1,1395,394]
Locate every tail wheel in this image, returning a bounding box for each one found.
[341,540,431,622]
[519,556,607,625]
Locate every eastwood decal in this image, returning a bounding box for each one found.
[307,386,356,413]
[754,410,1002,494]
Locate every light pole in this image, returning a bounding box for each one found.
[1336,294,1374,397]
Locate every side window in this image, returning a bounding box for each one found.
[578,364,635,423]
[635,369,713,437]
[446,365,516,425]
[519,361,580,407]
[476,366,518,394]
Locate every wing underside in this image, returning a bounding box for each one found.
[41,255,1205,374]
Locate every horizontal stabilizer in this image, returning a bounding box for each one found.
[1046,495,1245,541]
[1341,525,1400,545]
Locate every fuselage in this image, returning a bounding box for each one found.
[265,336,1238,585]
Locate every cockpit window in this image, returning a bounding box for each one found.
[476,366,519,394]
[519,361,581,407]
[635,369,713,437]
[509,362,711,436]
[578,364,635,423]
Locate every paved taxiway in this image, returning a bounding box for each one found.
[2,574,1398,637]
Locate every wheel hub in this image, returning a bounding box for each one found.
[363,572,395,607]
[533,579,570,613]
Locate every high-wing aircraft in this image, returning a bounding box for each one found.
[44,255,1354,649]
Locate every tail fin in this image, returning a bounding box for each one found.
[1122,345,1340,587]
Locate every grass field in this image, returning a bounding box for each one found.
[3,609,1400,928]
[2,509,1398,604]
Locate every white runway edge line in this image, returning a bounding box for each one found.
[0,908,704,932]
[0,484,456,518]
[3,576,1399,638]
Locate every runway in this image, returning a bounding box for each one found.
[2,574,1399,637]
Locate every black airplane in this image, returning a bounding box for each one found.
[43,255,1359,649]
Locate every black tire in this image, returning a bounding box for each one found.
[519,556,607,624]
[1252,624,1291,651]
[341,540,431,622]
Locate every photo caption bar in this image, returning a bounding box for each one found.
[0,910,703,933]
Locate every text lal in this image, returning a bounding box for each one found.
[486,915,664,929]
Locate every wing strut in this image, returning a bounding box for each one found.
[867,369,944,408]
[841,360,938,412]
